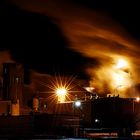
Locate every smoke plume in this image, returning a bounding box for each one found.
[8,0,140,97]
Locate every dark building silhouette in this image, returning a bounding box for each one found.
[3,63,24,115]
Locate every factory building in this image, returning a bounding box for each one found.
[2,63,24,115]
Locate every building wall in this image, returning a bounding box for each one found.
[0,101,11,115]
[3,63,24,115]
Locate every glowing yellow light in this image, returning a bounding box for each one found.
[136,97,140,102]
[116,59,128,69]
[56,88,67,103]
[56,88,67,95]
[84,87,95,92]
[112,72,124,86]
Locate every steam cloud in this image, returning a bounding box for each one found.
[7,0,140,97]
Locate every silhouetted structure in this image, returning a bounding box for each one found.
[53,97,140,137]
[3,63,24,115]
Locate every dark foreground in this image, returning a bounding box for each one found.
[0,115,140,139]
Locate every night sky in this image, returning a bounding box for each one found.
[1,0,140,85]
[0,0,98,80]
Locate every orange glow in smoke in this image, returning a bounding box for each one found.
[116,59,128,69]
[136,97,140,102]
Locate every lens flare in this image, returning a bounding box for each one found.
[56,87,67,103]
[56,88,67,95]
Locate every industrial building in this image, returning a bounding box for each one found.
[0,63,140,138]
[1,63,24,115]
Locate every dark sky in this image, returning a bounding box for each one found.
[0,0,140,81]
[73,0,140,39]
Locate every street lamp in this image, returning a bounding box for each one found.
[56,87,67,103]
[74,100,81,108]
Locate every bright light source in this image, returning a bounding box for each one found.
[56,88,67,96]
[112,58,131,91]
[56,88,67,103]
[136,97,140,102]
[84,87,95,93]
[95,118,99,123]
[74,100,81,107]
[116,59,128,69]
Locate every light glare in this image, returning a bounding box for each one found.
[74,100,81,107]
[136,97,140,102]
[116,59,128,69]
[84,87,95,92]
[95,118,99,123]
[56,88,67,95]
[56,88,67,103]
